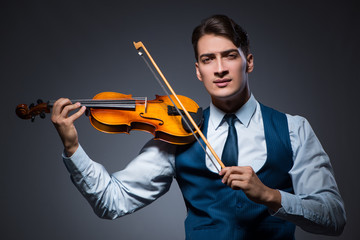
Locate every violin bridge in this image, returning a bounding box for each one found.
[144,97,148,113]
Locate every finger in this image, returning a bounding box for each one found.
[67,105,86,122]
[223,172,243,186]
[219,167,230,182]
[228,180,242,190]
[219,167,229,176]
[221,166,251,184]
[60,102,82,118]
[52,98,72,117]
[221,166,240,183]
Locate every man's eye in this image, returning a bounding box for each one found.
[227,54,238,59]
[201,58,211,64]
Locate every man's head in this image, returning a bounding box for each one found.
[192,15,253,112]
[192,15,250,62]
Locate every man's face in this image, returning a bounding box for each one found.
[195,34,253,102]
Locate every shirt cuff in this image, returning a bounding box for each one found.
[62,144,92,174]
[270,190,302,217]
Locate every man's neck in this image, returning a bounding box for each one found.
[211,87,250,113]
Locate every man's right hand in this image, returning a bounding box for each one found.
[51,98,86,157]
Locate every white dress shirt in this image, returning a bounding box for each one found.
[63,95,346,235]
[205,94,266,172]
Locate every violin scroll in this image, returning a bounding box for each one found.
[16,99,50,121]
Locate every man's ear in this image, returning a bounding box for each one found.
[195,62,203,81]
[246,54,254,73]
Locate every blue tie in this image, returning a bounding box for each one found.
[222,114,238,167]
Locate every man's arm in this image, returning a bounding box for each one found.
[220,115,346,236]
[63,140,176,219]
[51,98,176,219]
[272,115,346,235]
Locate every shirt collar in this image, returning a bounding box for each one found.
[210,94,257,129]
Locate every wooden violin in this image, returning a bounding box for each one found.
[16,92,203,145]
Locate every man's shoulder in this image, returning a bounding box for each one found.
[284,113,313,137]
[258,103,311,133]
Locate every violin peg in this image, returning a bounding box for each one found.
[16,100,50,121]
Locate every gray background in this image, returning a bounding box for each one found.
[1,0,359,239]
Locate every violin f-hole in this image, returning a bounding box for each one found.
[139,113,164,125]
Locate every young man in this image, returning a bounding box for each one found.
[52,15,346,239]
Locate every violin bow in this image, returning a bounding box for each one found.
[133,41,225,170]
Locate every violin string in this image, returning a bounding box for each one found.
[48,98,148,108]
[138,52,220,172]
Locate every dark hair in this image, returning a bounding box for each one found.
[191,15,250,61]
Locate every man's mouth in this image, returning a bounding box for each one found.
[214,78,231,87]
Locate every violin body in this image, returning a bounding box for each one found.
[16,92,203,145]
[89,92,203,144]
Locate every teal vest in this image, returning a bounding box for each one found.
[175,104,295,240]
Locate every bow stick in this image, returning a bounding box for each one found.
[133,41,225,170]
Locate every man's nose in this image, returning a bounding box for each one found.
[215,59,228,77]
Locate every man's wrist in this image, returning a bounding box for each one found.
[264,188,282,212]
[64,143,79,157]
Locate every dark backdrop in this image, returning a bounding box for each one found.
[1,1,359,239]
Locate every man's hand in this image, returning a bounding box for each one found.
[219,166,282,212]
[51,98,86,157]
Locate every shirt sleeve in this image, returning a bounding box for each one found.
[272,115,346,235]
[62,139,176,219]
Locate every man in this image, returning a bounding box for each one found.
[52,15,346,239]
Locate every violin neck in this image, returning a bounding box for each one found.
[48,99,137,110]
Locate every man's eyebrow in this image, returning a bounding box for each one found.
[199,48,239,58]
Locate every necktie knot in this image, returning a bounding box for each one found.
[224,114,237,127]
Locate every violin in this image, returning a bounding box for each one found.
[16,91,203,145]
